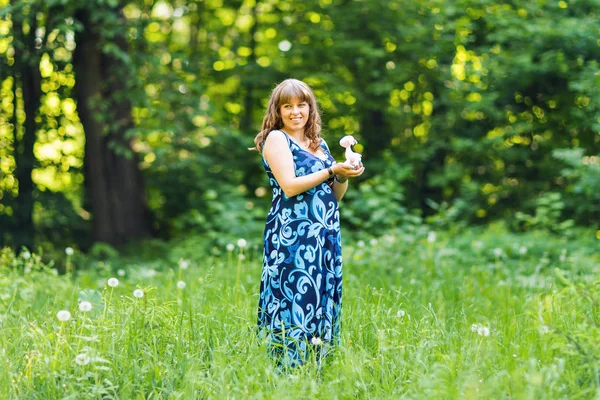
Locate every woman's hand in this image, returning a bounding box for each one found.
[332,161,365,181]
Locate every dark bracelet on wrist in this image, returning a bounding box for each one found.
[326,166,334,177]
[334,175,348,183]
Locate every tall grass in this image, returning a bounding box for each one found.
[0,224,598,399]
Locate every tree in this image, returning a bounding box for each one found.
[72,3,152,246]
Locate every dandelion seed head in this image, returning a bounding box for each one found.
[133,289,144,298]
[539,325,550,334]
[471,323,480,332]
[370,238,378,246]
[357,240,365,248]
[177,281,186,289]
[238,254,246,261]
[427,231,436,243]
[237,238,247,248]
[179,259,190,270]
[79,301,92,312]
[65,247,74,256]
[226,243,235,252]
[56,310,71,322]
[397,309,406,318]
[75,353,90,366]
[117,269,126,277]
[519,246,528,255]
[311,337,322,345]
[107,278,119,288]
[477,326,490,337]
[22,251,31,260]
[493,248,503,257]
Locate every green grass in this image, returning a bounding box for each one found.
[1,224,599,399]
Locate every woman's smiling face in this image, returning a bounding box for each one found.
[280,97,309,135]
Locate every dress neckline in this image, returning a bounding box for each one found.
[280,130,329,161]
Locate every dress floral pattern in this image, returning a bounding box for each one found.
[257,130,342,367]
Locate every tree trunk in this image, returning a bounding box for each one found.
[11,11,40,252]
[73,7,151,246]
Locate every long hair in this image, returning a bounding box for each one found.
[251,79,322,153]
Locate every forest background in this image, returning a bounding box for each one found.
[1,0,599,256]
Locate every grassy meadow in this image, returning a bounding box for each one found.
[1,224,599,399]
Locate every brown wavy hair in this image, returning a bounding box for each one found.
[251,79,322,153]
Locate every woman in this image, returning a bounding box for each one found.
[253,79,364,367]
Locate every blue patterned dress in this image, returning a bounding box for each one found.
[257,130,342,367]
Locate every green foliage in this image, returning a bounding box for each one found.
[552,147,600,223]
[0,226,599,397]
[1,0,599,249]
[514,192,575,235]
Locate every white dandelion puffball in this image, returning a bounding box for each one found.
[117,269,126,277]
[471,323,480,332]
[311,337,322,345]
[226,243,235,252]
[177,281,186,289]
[427,232,436,243]
[370,238,378,246]
[519,246,528,255]
[493,248,503,257]
[57,310,71,322]
[22,251,31,260]
[179,259,190,270]
[133,289,144,298]
[397,309,406,318]
[79,301,92,312]
[107,278,119,288]
[477,326,490,337]
[237,238,247,249]
[238,254,246,261]
[539,325,550,335]
[65,247,74,256]
[75,353,91,366]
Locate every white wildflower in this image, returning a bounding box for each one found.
[493,248,503,257]
[427,231,436,243]
[107,278,119,288]
[477,326,490,337]
[397,309,406,318]
[539,325,550,335]
[79,301,92,312]
[519,246,528,255]
[133,289,144,299]
[177,281,186,289]
[370,238,378,246]
[179,259,190,270]
[471,323,480,332]
[237,238,247,249]
[65,247,74,256]
[57,310,71,322]
[117,269,126,277]
[311,337,322,346]
[238,254,246,261]
[226,243,235,252]
[22,251,31,260]
[75,353,91,366]
[357,240,365,248]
